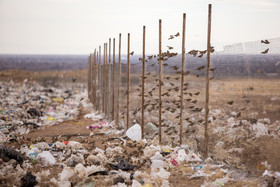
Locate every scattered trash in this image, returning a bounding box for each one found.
[52,97,64,103]
[126,124,142,142]
[47,116,56,121]
[59,167,74,181]
[37,151,56,166]
[21,172,38,187]
[27,108,41,117]
[63,141,69,146]
[192,166,202,172]
[109,157,135,171]
[0,145,24,164]
[151,160,165,168]
[88,171,117,176]
[113,177,125,185]
[0,79,279,186]
[170,159,178,166]
[146,122,158,132]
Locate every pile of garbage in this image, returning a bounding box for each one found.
[1,119,277,186]
[0,80,83,143]
[1,80,279,186]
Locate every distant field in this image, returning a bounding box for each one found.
[0,54,88,71]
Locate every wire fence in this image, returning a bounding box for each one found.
[87,4,280,159]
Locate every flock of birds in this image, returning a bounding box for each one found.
[261,39,270,54]
[120,31,217,125]
[119,37,271,128]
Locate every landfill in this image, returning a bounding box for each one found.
[0,79,280,186]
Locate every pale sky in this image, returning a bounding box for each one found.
[0,0,279,54]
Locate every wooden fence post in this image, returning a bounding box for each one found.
[142,26,146,139]
[112,38,116,121]
[98,46,101,113]
[180,13,186,145]
[108,38,111,120]
[102,44,105,113]
[204,4,212,158]
[127,33,130,129]
[116,34,122,128]
[158,20,162,144]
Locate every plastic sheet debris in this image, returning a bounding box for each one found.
[27,108,41,117]
[170,159,178,166]
[52,97,64,103]
[67,141,83,149]
[88,171,117,176]
[74,163,87,178]
[151,151,164,160]
[192,166,202,172]
[261,170,280,187]
[109,157,135,171]
[0,145,24,164]
[21,172,38,187]
[84,112,103,121]
[33,142,50,150]
[151,151,165,168]
[66,154,85,166]
[126,124,141,142]
[59,167,74,181]
[87,125,101,130]
[212,176,230,187]
[106,146,123,157]
[151,160,165,168]
[47,116,56,121]
[63,141,69,146]
[75,179,95,187]
[190,171,209,179]
[252,122,268,137]
[113,177,125,185]
[146,122,158,133]
[37,151,56,166]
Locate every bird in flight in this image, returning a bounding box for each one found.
[261,40,270,44]
[209,46,215,53]
[130,51,134,55]
[167,46,173,50]
[168,35,174,40]
[174,32,180,37]
[188,49,198,57]
[196,66,205,71]
[261,48,269,54]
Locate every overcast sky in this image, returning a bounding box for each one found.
[0,0,279,54]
